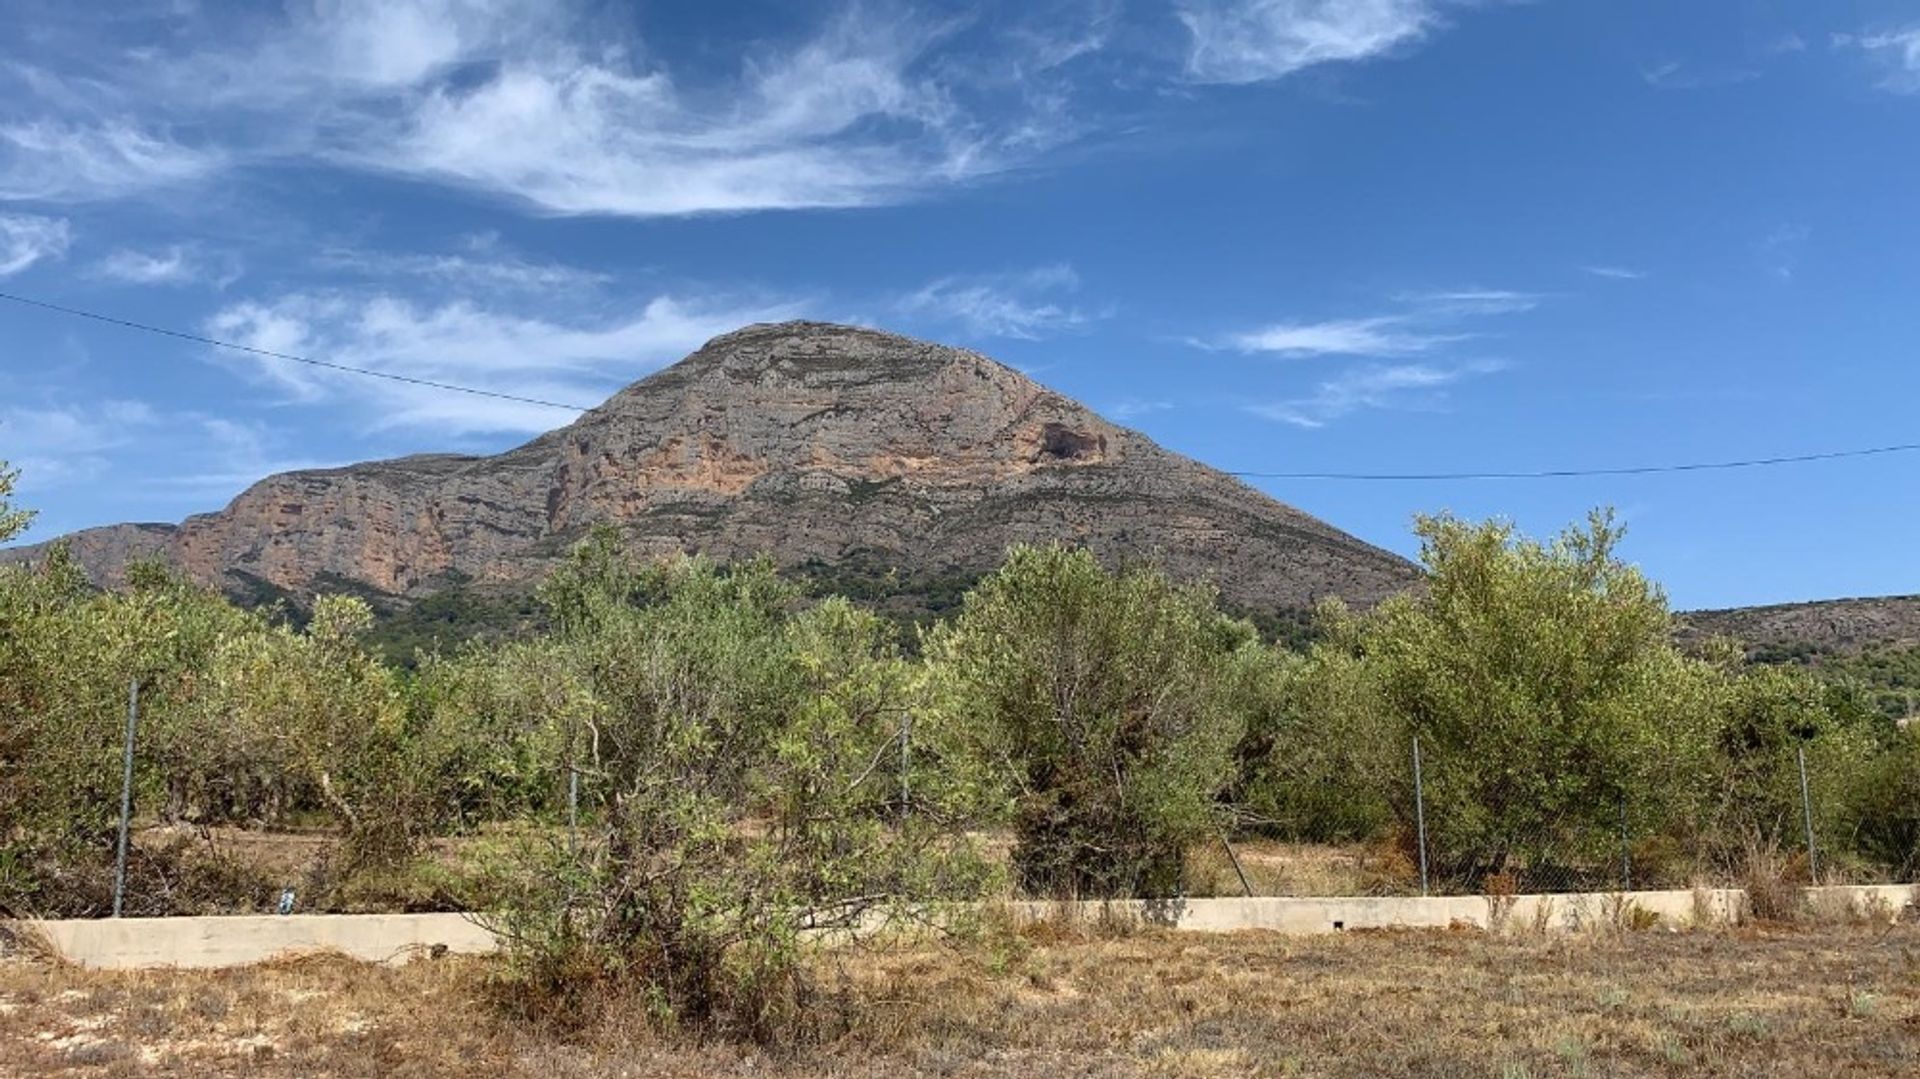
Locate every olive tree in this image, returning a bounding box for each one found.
[0,460,30,543]
[1355,511,1720,886]
[490,531,990,1038]
[921,544,1249,899]
[1230,608,1406,843]
[1704,662,1882,877]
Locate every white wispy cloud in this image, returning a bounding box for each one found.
[1582,265,1646,281]
[203,290,806,433]
[0,214,70,276]
[1107,397,1173,421]
[158,417,341,493]
[1247,359,1503,427]
[1836,25,1920,93]
[1640,61,1759,90]
[1177,0,1439,85]
[1206,282,1530,424]
[314,235,610,294]
[0,400,335,510]
[0,120,223,202]
[0,400,155,488]
[1756,223,1810,281]
[899,263,1102,340]
[1215,316,1453,358]
[1206,281,1541,359]
[1395,288,1544,316]
[1,1,1107,216]
[373,15,979,217]
[92,244,239,287]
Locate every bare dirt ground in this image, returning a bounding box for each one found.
[4,921,1917,1077]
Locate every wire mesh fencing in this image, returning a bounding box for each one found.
[1217,726,1918,899]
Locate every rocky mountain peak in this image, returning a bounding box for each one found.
[2,322,1422,620]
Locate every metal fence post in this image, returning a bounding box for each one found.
[1412,734,1430,897]
[1796,743,1818,883]
[567,768,580,853]
[565,706,580,856]
[111,678,140,919]
[1619,792,1632,892]
[899,714,912,820]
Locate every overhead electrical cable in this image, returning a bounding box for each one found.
[4,288,1914,482]
[0,290,594,413]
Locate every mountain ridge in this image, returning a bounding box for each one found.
[1675,594,1920,659]
[1,321,1422,621]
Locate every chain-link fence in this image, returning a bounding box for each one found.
[1209,727,1919,899]
[44,678,1920,916]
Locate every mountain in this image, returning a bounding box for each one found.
[1,321,1421,629]
[1676,596,1920,661]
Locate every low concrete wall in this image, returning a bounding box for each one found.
[1803,883,1919,920]
[1004,889,1743,936]
[18,913,496,971]
[11,885,1905,970]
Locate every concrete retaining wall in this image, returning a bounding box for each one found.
[16,913,497,971]
[1002,889,1744,936]
[11,885,1911,971]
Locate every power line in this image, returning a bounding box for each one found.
[3,288,1914,482]
[1229,443,1920,481]
[0,289,595,413]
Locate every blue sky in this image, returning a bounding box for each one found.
[1,0,1917,610]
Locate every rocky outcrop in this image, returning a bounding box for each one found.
[2,322,1422,615]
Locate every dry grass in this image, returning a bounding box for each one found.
[1188,837,1418,897]
[5,922,1919,1077]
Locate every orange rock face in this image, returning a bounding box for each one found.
[4,322,1421,615]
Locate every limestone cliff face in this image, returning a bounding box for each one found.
[3,322,1421,612]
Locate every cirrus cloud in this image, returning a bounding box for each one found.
[1177,0,1440,84]
[1247,359,1505,427]
[898,263,1104,340]
[0,213,70,276]
[203,289,806,433]
[0,0,1111,218]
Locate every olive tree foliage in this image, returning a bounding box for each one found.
[1327,512,1721,884]
[0,552,299,912]
[1230,605,1405,843]
[408,638,579,827]
[1846,725,1920,880]
[920,544,1251,899]
[1,549,140,888]
[489,527,990,1038]
[0,460,31,543]
[1704,661,1885,873]
[178,593,451,869]
[0,542,459,913]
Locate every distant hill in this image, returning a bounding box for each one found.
[1676,595,1920,661]
[1677,596,1920,723]
[1,322,1422,648]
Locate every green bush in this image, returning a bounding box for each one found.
[486,530,991,1039]
[921,544,1249,899]
[1230,615,1404,843]
[1282,512,1723,888]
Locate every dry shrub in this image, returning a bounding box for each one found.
[1741,839,1804,922]
[1010,900,1158,945]
[1363,829,1423,894]
[0,834,280,918]
[298,848,473,914]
